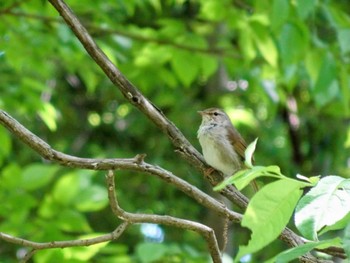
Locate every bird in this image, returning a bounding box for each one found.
[197,107,258,191]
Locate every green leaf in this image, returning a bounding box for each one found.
[238,26,256,63]
[171,49,200,87]
[75,185,108,212]
[62,234,108,260]
[319,212,350,235]
[214,165,285,191]
[278,23,307,65]
[199,0,228,22]
[267,237,341,263]
[57,209,91,232]
[251,22,278,67]
[20,164,58,191]
[344,222,350,259]
[53,172,84,205]
[136,243,167,263]
[295,176,350,240]
[271,0,289,30]
[200,54,218,80]
[295,0,317,19]
[235,179,303,261]
[38,103,58,131]
[0,126,12,166]
[312,52,339,107]
[338,29,350,55]
[244,138,258,168]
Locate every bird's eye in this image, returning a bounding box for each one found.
[213,112,219,116]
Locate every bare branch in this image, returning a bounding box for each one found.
[106,170,222,263]
[0,223,129,262]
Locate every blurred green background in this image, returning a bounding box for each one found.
[0,0,349,262]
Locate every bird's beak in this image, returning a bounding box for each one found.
[197,110,205,116]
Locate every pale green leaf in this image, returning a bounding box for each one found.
[75,185,108,212]
[244,138,258,168]
[235,179,303,261]
[38,103,58,131]
[251,22,278,67]
[295,176,350,240]
[199,0,228,22]
[20,164,59,190]
[238,26,256,62]
[53,172,85,205]
[62,233,108,260]
[214,165,285,191]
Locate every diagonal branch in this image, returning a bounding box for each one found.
[0,109,240,223]
[106,170,222,263]
[47,0,249,211]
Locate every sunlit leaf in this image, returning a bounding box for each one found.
[244,138,258,168]
[251,22,278,67]
[235,179,303,261]
[295,176,350,240]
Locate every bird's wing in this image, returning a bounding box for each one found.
[227,126,247,160]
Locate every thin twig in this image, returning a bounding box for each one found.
[106,170,222,263]
[0,223,129,262]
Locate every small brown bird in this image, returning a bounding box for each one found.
[197,108,257,190]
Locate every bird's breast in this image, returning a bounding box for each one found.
[198,131,241,177]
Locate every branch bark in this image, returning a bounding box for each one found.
[0,223,129,262]
[106,170,222,263]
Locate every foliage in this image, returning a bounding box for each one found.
[0,0,350,262]
[216,140,350,261]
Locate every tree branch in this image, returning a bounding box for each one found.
[0,223,129,262]
[106,170,222,263]
[0,109,241,223]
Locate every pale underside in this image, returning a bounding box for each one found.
[198,127,241,176]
